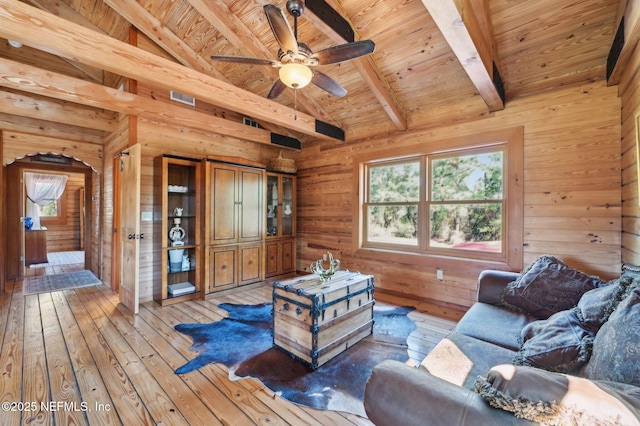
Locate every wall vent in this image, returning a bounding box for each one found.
[243,117,259,128]
[170,91,196,106]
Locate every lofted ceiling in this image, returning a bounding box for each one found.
[0,0,620,144]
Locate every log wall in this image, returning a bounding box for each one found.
[295,80,621,310]
[620,35,640,265]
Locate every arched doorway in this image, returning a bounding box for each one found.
[2,153,100,289]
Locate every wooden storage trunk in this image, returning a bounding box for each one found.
[272,270,375,369]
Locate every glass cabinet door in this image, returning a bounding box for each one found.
[282,177,294,237]
[267,175,279,237]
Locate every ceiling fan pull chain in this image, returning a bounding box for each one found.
[294,89,298,120]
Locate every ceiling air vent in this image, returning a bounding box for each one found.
[243,117,259,128]
[170,91,195,106]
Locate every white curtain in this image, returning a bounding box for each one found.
[24,172,68,230]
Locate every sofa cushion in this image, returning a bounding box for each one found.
[454,302,537,351]
[584,285,640,386]
[576,275,632,333]
[501,255,603,319]
[514,309,593,373]
[475,364,640,425]
[421,333,515,390]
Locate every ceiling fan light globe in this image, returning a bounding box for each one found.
[279,63,312,89]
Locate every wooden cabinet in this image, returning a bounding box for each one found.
[154,155,202,305]
[204,160,265,294]
[25,229,48,265]
[265,172,296,277]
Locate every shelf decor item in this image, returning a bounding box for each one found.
[310,252,341,283]
[169,248,185,272]
[169,218,186,246]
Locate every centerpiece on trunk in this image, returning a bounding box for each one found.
[310,252,341,282]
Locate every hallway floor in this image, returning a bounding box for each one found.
[26,250,84,276]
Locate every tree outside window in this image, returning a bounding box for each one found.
[363,148,506,259]
[429,150,504,253]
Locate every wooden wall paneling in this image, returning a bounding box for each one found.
[0,89,118,133]
[620,41,640,267]
[296,80,621,309]
[101,114,130,289]
[2,132,103,171]
[0,113,104,145]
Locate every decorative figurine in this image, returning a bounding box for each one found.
[310,252,341,283]
[169,217,185,247]
[174,207,183,216]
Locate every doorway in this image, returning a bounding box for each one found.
[4,157,95,281]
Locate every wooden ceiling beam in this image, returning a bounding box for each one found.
[186,0,336,125]
[24,0,105,83]
[421,0,505,111]
[0,57,295,148]
[0,0,342,142]
[305,0,408,131]
[0,88,118,132]
[103,0,301,139]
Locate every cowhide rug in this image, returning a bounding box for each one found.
[174,302,416,417]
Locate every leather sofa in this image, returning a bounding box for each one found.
[364,262,640,425]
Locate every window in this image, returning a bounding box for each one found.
[429,150,504,253]
[356,128,523,269]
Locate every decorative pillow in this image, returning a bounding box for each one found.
[621,263,640,281]
[575,276,633,333]
[584,285,640,386]
[514,309,593,373]
[502,255,603,319]
[474,364,640,425]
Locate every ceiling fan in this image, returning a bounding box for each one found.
[210,0,375,99]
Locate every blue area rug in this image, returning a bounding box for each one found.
[175,302,416,416]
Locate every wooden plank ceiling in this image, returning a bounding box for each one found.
[0,0,619,144]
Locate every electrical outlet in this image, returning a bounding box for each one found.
[436,269,444,280]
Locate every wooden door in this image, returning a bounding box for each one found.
[119,144,141,314]
[266,241,279,276]
[209,246,236,290]
[238,167,263,242]
[239,243,263,285]
[209,164,237,245]
[281,240,294,272]
[5,165,23,279]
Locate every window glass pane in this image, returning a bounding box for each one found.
[39,202,58,217]
[430,203,502,252]
[369,162,420,203]
[431,152,503,201]
[367,205,418,246]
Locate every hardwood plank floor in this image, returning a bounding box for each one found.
[0,273,460,425]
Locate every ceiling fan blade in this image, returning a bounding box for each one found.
[264,4,298,55]
[267,79,287,99]
[210,55,278,66]
[310,40,375,65]
[312,71,347,98]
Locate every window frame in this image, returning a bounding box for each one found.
[354,127,523,271]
